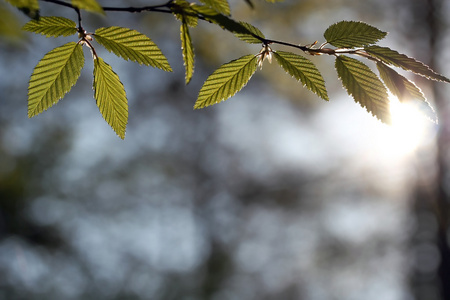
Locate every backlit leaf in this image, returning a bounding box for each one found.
[172,0,198,27]
[28,42,84,117]
[234,22,265,44]
[199,0,230,15]
[324,21,386,48]
[93,57,128,139]
[5,0,39,19]
[71,0,104,15]
[22,16,77,37]
[365,45,450,82]
[377,62,437,122]
[274,51,328,101]
[181,21,195,84]
[335,55,390,124]
[192,5,263,43]
[376,62,425,102]
[195,54,257,109]
[94,26,172,72]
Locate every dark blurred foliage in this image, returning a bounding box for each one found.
[0,0,449,299]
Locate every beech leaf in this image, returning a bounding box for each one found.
[181,21,195,84]
[22,16,77,37]
[94,26,172,72]
[199,0,230,15]
[93,57,128,139]
[324,21,387,48]
[5,0,39,19]
[365,45,450,82]
[377,62,437,122]
[274,51,328,101]
[71,0,104,15]
[335,55,391,124]
[195,54,257,109]
[28,42,84,117]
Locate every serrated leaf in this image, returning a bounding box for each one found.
[199,0,230,15]
[274,51,328,101]
[376,62,425,102]
[365,45,450,82]
[71,0,104,15]
[22,16,77,37]
[181,22,195,84]
[377,62,437,122]
[324,21,386,48]
[28,42,84,118]
[172,0,199,27]
[192,4,263,43]
[5,0,39,19]
[234,22,265,44]
[195,54,257,109]
[335,55,390,124]
[93,57,128,139]
[94,26,172,72]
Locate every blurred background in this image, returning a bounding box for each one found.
[0,0,450,299]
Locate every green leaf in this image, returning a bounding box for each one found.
[191,5,263,43]
[365,45,450,82]
[234,22,265,44]
[22,16,77,37]
[335,55,391,124]
[28,42,84,118]
[181,22,195,84]
[274,51,328,101]
[199,0,231,15]
[93,57,128,139]
[324,21,387,48]
[71,0,104,15]
[195,54,257,109]
[376,62,425,102]
[377,62,437,122]
[172,0,199,27]
[0,2,26,41]
[5,0,39,19]
[94,26,172,72]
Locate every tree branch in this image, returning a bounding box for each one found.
[41,0,174,14]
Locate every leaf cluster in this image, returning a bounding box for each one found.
[10,0,450,138]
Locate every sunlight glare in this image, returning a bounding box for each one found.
[383,95,433,158]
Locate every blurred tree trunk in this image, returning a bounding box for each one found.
[427,0,450,298]
[412,0,450,299]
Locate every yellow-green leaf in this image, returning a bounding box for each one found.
[22,16,77,37]
[377,62,437,122]
[234,22,265,44]
[28,42,84,118]
[5,0,39,19]
[365,45,450,82]
[199,0,230,16]
[181,22,194,84]
[172,0,199,27]
[94,26,172,72]
[192,4,262,43]
[0,2,26,41]
[195,54,257,109]
[335,55,391,124]
[93,57,128,139]
[376,62,425,102]
[324,21,386,48]
[71,0,104,15]
[274,51,328,101]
